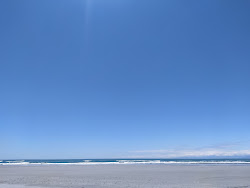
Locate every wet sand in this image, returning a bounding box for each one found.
[1,165,250,188]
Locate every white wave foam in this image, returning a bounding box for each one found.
[117,160,161,164]
[1,162,30,165]
[1,160,250,166]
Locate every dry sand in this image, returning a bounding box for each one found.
[1,165,250,188]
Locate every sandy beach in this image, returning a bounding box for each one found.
[1,165,250,188]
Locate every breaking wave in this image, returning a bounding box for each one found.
[1,159,250,165]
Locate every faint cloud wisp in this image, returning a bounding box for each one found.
[129,141,250,158]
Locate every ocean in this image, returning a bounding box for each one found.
[1,159,250,165]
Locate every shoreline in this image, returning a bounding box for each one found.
[1,159,250,166]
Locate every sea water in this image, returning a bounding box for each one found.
[1,159,250,165]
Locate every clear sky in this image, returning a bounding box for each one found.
[1,0,250,159]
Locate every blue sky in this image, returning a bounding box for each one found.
[1,0,250,159]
